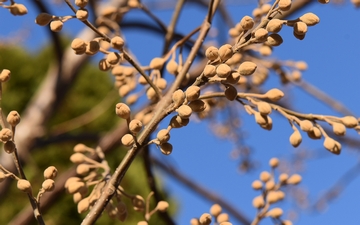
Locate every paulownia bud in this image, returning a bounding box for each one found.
[86,40,100,55]
[300,13,320,26]
[185,86,201,101]
[76,164,91,176]
[160,142,173,155]
[287,174,302,185]
[269,157,279,168]
[199,213,212,225]
[75,0,89,7]
[115,103,131,119]
[224,85,238,101]
[257,102,272,115]
[238,61,257,76]
[121,134,135,147]
[266,19,283,33]
[218,44,233,62]
[166,60,178,74]
[77,198,90,213]
[17,179,32,193]
[289,130,302,147]
[98,59,111,71]
[71,38,87,54]
[216,63,232,78]
[278,0,291,11]
[172,90,185,107]
[332,122,346,136]
[265,88,284,101]
[111,36,125,50]
[318,0,330,4]
[106,52,121,65]
[4,141,15,154]
[340,116,358,128]
[217,213,229,223]
[254,28,268,42]
[44,166,58,179]
[9,3,28,16]
[42,179,55,192]
[265,34,283,46]
[157,129,170,144]
[6,111,20,127]
[266,208,283,218]
[177,105,192,119]
[0,69,11,82]
[0,128,13,142]
[188,100,206,112]
[76,9,88,21]
[35,13,53,26]
[210,204,222,217]
[299,120,313,132]
[251,180,263,190]
[307,126,322,139]
[157,201,169,212]
[205,46,219,61]
[294,22,308,35]
[156,78,167,90]
[203,64,217,78]
[260,171,271,182]
[50,20,63,32]
[132,195,145,211]
[129,119,143,134]
[323,137,341,155]
[279,173,289,183]
[252,195,265,208]
[150,57,165,70]
[240,16,254,30]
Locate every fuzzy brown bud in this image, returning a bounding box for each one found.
[299,13,320,26]
[35,13,53,26]
[17,179,32,193]
[115,103,131,119]
[7,111,20,127]
[185,86,201,101]
[42,179,55,192]
[205,46,219,61]
[238,61,257,76]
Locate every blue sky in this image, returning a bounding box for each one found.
[1,1,360,225]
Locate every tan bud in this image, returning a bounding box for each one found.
[17,179,32,193]
[177,105,192,119]
[70,153,86,164]
[269,157,279,168]
[199,213,212,225]
[9,3,28,16]
[265,88,284,101]
[323,137,341,155]
[300,13,320,26]
[76,164,91,176]
[85,40,100,55]
[126,94,138,105]
[265,180,275,191]
[64,177,81,189]
[111,36,125,50]
[217,213,229,223]
[77,198,90,213]
[0,69,11,82]
[106,52,121,65]
[341,116,358,128]
[307,126,322,139]
[261,4,272,14]
[332,122,346,136]
[238,61,257,76]
[226,72,241,84]
[129,119,143,134]
[293,31,306,40]
[257,102,272,115]
[294,22,308,35]
[218,44,233,62]
[76,9,88,21]
[186,86,201,101]
[203,64,217,78]
[289,130,302,147]
[283,220,293,225]
[42,179,55,192]
[50,20,63,32]
[252,195,265,208]
[318,0,330,4]
[260,171,271,182]
[229,27,240,38]
[259,45,272,56]
[266,208,283,218]
[35,13,53,26]
[279,0,291,11]
[166,60,178,74]
[266,19,283,33]
[160,142,173,155]
[205,46,219,61]
[172,90,186,107]
[210,204,222,217]
[224,85,238,101]
[292,70,302,81]
[254,28,268,42]
[156,78,167,90]
[98,59,111,71]
[44,166,58,179]
[156,201,169,212]
[157,129,170,144]
[287,174,302,185]
[267,191,280,204]
[240,15,254,30]
[0,128,13,142]
[265,33,283,46]
[251,180,263,190]
[279,173,289,183]
[216,63,232,78]
[121,134,135,147]
[252,8,262,18]
[115,103,131,119]
[169,115,189,128]
[188,100,206,112]
[299,120,313,132]
[150,57,165,70]
[75,0,89,7]
[71,38,87,54]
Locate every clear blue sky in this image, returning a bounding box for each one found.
[1,1,360,225]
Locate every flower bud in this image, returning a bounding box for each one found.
[257,102,272,115]
[77,198,90,213]
[203,64,217,77]
[332,122,346,136]
[199,213,212,225]
[278,0,291,11]
[265,34,283,46]
[266,19,283,33]
[340,116,358,128]
[4,141,15,154]
[265,88,284,101]
[307,126,322,139]
[75,0,89,7]
[172,90,185,107]
[287,174,302,185]
[76,164,91,176]
[98,59,111,71]
[156,78,167,90]
[188,100,206,112]
[106,52,121,65]
[35,13,53,26]
[157,129,170,144]
[160,142,173,155]
[0,128,13,142]
[238,61,257,76]
[115,103,131,119]
[76,9,88,21]
[218,44,233,62]
[299,120,313,132]
[6,111,20,127]
[294,22,308,35]
[323,137,341,155]
[9,3,28,16]
[42,179,55,192]
[121,134,135,147]
[260,171,271,182]
[17,179,32,193]
[217,213,229,223]
[129,119,143,134]
[132,195,145,211]
[71,38,87,54]
[216,64,232,78]
[0,69,11,82]
[269,157,279,168]
[85,40,100,55]
[318,0,330,4]
[111,36,125,50]
[70,153,86,164]
[252,195,265,208]
[177,105,192,119]
[157,201,169,212]
[279,173,289,183]
[205,46,219,61]
[150,57,165,70]
[289,130,302,147]
[265,180,275,191]
[240,16,254,30]
[224,85,238,101]
[210,204,222,217]
[166,60,178,74]
[252,180,263,190]
[266,208,283,218]
[254,28,268,42]
[44,166,58,179]
[300,13,320,26]
[185,86,201,101]
[50,20,63,32]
